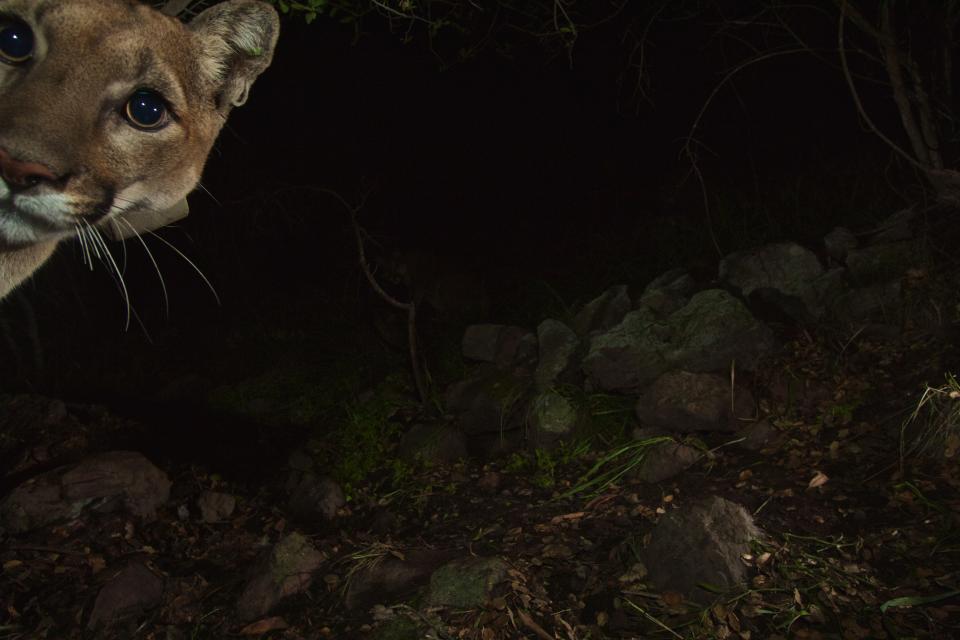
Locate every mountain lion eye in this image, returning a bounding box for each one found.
[0,22,34,64]
[125,89,168,129]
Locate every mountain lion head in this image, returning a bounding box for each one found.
[0,0,278,299]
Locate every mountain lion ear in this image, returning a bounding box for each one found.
[189,0,279,109]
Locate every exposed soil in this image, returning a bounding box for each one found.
[2,303,960,640]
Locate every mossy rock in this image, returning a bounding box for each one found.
[425,556,509,608]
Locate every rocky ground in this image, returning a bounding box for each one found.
[2,209,960,639]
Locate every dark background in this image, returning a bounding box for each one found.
[0,6,908,399]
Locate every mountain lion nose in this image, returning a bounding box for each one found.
[0,148,57,191]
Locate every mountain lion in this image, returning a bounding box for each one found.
[0,0,278,300]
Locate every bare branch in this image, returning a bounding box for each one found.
[837,2,926,171]
[318,188,429,406]
[878,4,934,168]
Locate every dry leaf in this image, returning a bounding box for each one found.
[808,471,829,489]
[239,616,289,635]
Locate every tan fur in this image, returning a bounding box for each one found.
[0,0,278,299]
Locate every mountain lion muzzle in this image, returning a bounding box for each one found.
[0,0,278,300]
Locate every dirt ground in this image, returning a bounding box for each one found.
[3,249,960,640]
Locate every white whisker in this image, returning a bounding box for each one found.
[147,230,221,306]
[75,223,93,269]
[87,223,132,330]
[112,217,170,318]
[85,222,103,261]
[196,182,221,207]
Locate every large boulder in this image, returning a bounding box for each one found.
[344,548,457,611]
[285,472,345,522]
[583,290,775,392]
[87,563,164,630]
[235,533,325,621]
[398,422,468,465]
[581,307,668,392]
[845,241,919,285]
[719,242,826,319]
[528,390,580,445]
[534,318,580,391]
[665,289,777,373]
[462,324,537,370]
[638,268,695,317]
[640,496,761,599]
[635,371,755,433]
[0,451,170,534]
[572,285,632,336]
[631,441,702,483]
[445,364,532,435]
[425,556,510,608]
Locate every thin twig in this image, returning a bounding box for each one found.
[837,2,926,171]
[318,188,429,406]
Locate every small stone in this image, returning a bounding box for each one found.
[88,563,163,629]
[235,533,325,621]
[196,491,236,523]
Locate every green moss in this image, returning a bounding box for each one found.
[368,617,423,640]
[309,374,421,490]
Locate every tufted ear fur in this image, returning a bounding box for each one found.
[189,0,279,109]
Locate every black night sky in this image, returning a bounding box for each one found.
[0,5,906,394]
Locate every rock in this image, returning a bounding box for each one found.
[719,242,826,319]
[477,471,501,492]
[631,441,701,483]
[869,208,916,244]
[425,556,509,608]
[528,391,579,445]
[0,394,68,430]
[665,289,777,373]
[0,394,88,479]
[344,548,457,610]
[534,319,580,391]
[736,420,783,452]
[824,227,858,262]
[0,451,171,534]
[236,533,325,621]
[631,425,670,440]
[572,285,631,336]
[88,563,164,629]
[582,307,668,392]
[584,290,775,393]
[638,268,695,317]
[445,364,531,435]
[466,429,524,459]
[640,496,760,598]
[398,423,468,465]
[635,371,754,433]
[285,473,345,522]
[287,449,314,472]
[462,324,537,370]
[196,491,236,523]
[845,241,918,284]
[720,242,823,297]
[830,280,902,326]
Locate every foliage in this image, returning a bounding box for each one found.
[561,436,673,500]
[900,373,960,464]
[308,373,420,490]
[686,1,960,202]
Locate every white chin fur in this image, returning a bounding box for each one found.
[0,191,80,246]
